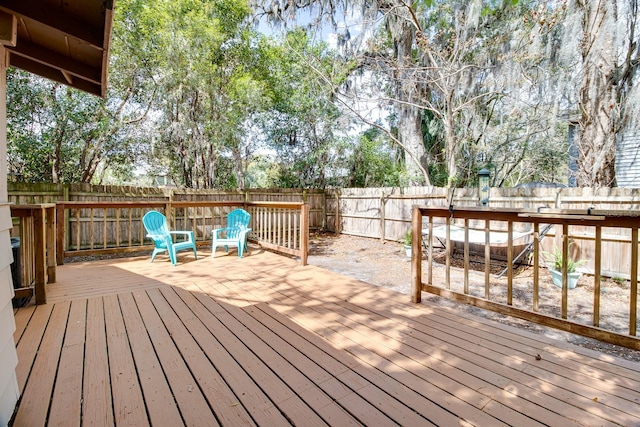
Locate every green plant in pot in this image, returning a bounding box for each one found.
[543,244,585,289]
[403,228,412,257]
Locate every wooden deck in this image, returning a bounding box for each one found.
[11,248,640,426]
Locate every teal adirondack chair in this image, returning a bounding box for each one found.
[142,211,198,265]
[212,209,251,258]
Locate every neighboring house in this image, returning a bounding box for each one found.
[615,132,640,188]
[568,121,640,188]
[151,174,177,188]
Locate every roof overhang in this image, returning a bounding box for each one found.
[0,0,115,98]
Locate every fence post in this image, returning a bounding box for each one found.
[334,190,340,235]
[321,190,327,230]
[380,192,386,242]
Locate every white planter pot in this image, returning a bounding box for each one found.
[404,245,412,257]
[549,268,581,289]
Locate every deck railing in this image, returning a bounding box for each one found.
[10,204,57,305]
[56,201,309,266]
[411,206,640,350]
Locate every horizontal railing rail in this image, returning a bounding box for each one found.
[10,204,56,305]
[56,201,309,265]
[411,206,640,350]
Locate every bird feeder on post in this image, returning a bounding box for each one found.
[478,168,491,206]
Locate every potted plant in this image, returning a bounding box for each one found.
[543,244,585,289]
[403,228,412,257]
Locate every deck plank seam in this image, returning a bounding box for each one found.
[333,298,639,426]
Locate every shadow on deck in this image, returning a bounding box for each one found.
[11,247,640,425]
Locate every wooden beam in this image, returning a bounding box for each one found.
[13,287,33,300]
[0,11,17,47]
[45,206,56,283]
[8,54,101,96]
[9,40,101,84]
[0,1,105,49]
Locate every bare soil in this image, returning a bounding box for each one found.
[308,232,640,362]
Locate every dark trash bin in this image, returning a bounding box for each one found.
[10,237,30,308]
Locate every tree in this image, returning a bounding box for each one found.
[256,29,348,188]
[142,0,273,189]
[573,0,639,187]
[255,0,560,187]
[6,72,148,184]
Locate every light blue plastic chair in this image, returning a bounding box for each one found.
[142,211,198,265]
[212,209,251,258]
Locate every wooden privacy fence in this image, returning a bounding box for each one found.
[9,182,326,229]
[327,186,640,279]
[55,200,310,267]
[9,204,56,305]
[411,206,640,350]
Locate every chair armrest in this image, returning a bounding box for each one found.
[212,227,231,237]
[169,230,195,241]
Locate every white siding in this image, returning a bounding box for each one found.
[0,205,18,426]
[0,41,18,426]
[616,133,640,188]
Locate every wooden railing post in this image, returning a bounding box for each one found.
[45,205,56,283]
[56,203,65,265]
[300,203,309,266]
[593,226,601,326]
[533,222,540,312]
[630,227,638,336]
[411,206,422,303]
[165,201,172,228]
[33,207,46,305]
[561,223,569,319]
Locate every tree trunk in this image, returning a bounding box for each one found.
[399,103,431,185]
[388,6,431,185]
[576,0,620,187]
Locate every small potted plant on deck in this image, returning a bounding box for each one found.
[543,244,585,289]
[402,228,412,257]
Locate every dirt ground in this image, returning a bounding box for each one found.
[308,232,640,363]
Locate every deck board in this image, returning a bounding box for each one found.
[168,287,290,426]
[150,287,257,426]
[48,300,85,427]
[82,297,114,426]
[135,289,221,426]
[103,294,148,426]
[13,301,69,426]
[118,292,184,426]
[186,288,330,427]
[11,249,640,426]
